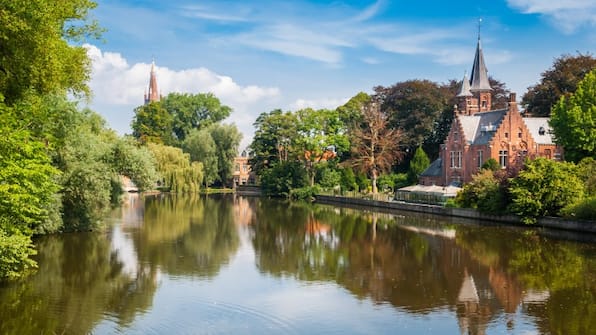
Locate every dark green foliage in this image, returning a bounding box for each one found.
[522,53,596,117]
[260,161,308,197]
[550,69,596,162]
[577,157,596,196]
[339,168,357,191]
[561,196,596,220]
[131,102,174,145]
[481,158,500,171]
[455,169,507,214]
[377,173,409,192]
[408,146,430,184]
[509,158,584,224]
[290,186,321,201]
[315,164,342,190]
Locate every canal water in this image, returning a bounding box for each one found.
[1,194,595,334]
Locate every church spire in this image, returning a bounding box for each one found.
[144,60,160,104]
[469,21,491,92]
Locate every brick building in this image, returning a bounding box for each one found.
[420,37,562,186]
[233,151,255,186]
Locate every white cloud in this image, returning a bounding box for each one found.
[289,97,350,111]
[506,0,596,33]
[85,44,280,150]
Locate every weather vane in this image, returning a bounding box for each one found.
[478,18,482,40]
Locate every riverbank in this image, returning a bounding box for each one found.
[314,195,596,234]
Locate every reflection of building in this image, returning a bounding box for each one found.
[420,36,562,186]
[233,151,255,186]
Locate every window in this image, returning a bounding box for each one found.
[477,150,483,168]
[505,132,509,138]
[518,131,522,138]
[453,131,458,142]
[499,150,508,168]
[481,100,487,108]
[450,151,462,168]
[235,164,240,172]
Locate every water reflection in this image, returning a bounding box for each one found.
[248,200,596,335]
[0,195,594,335]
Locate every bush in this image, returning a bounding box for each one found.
[455,169,507,214]
[509,158,584,224]
[290,186,321,201]
[481,158,500,171]
[561,196,596,220]
[260,161,308,197]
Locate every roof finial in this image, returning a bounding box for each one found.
[478,18,482,41]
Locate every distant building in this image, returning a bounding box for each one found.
[233,150,255,186]
[420,36,562,186]
[144,60,161,104]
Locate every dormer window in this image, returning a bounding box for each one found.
[453,131,458,142]
[538,126,546,135]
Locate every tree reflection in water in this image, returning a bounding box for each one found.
[248,199,596,335]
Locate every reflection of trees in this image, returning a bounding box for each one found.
[455,227,596,335]
[0,233,156,334]
[251,200,596,335]
[133,194,239,278]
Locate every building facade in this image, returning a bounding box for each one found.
[420,38,562,186]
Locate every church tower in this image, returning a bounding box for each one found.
[456,34,492,115]
[144,60,160,104]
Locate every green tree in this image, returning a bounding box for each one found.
[249,109,299,176]
[131,102,174,145]
[260,161,308,197]
[109,137,158,191]
[336,92,370,126]
[209,123,242,186]
[147,143,203,193]
[509,158,584,224]
[183,128,218,187]
[0,0,101,103]
[162,92,232,142]
[295,108,349,186]
[522,53,596,117]
[408,146,430,184]
[550,69,596,162]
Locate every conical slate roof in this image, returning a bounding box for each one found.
[469,38,492,92]
[457,71,473,97]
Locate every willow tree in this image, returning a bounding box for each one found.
[347,100,403,194]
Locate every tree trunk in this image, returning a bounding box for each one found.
[371,169,378,194]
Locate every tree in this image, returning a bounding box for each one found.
[455,169,507,214]
[549,69,596,162]
[336,92,370,126]
[489,77,511,109]
[131,102,174,145]
[295,108,349,186]
[522,53,596,117]
[375,80,449,151]
[0,0,101,104]
[183,128,218,187]
[347,100,404,194]
[209,123,242,186]
[109,137,158,191]
[508,158,584,224]
[162,92,232,143]
[249,109,299,176]
[146,143,203,193]
[408,146,430,184]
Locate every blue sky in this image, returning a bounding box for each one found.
[85,0,595,149]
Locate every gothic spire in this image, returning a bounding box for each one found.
[469,29,492,92]
[145,60,160,104]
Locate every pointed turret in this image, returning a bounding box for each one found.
[144,60,160,104]
[457,71,473,97]
[469,37,492,92]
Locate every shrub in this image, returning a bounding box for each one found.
[561,196,596,221]
[509,158,584,224]
[0,227,37,281]
[455,169,507,214]
[290,186,321,201]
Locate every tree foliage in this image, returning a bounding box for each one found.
[183,128,218,186]
[0,0,101,103]
[249,109,299,176]
[147,143,203,193]
[522,53,596,117]
[209,123,242,186]
[131,102,174,145]
[347,100,403,193]
[408,146,430,184]
[550,69,596,162]
[455,169,507,214]
[162,92,232,143]
[508,158,584,224]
